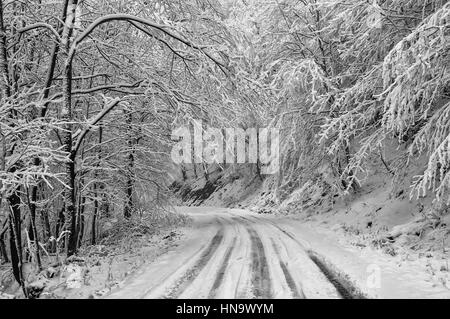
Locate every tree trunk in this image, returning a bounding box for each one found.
[181,165,187,181]
[62,153,77,256]
[255,130,262,180]
[344,143,358,192]
[0,229,8,263]
[91,182,98,245]
[123,109,134,219]
[28,185,42,269]
[91,119,103,245]
[202,163,208,181]
[40,209,51,244]
[61,0,79,257]
[76,190,85,248]
[54,206,65,253]
[0,0,11,98]
[8,192,27,297]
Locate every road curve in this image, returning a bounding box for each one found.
[107,207,342,299]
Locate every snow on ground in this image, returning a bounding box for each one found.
[0,213,188,299]
[107,207,344,299]
[236,181,450,298]
[271,216,450,298]
[105,206,449,299]
[270,183,450,298]
[175,159,449,298]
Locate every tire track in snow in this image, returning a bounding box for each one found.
[230,215,273,298]
[239,214,306,298]
[230,220,252,299]
[246,225,272,299]
[208,237,237,298]
[243,215,307,249]
[270,238,305,299]
[231,213,342,298]
[247,215,361,299]
[166,227,224,298]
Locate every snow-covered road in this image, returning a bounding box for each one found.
[106,207,344,299]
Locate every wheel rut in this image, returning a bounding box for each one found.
[208,237,237,298]
[246,225,272,299]
[166,227,224,298]
[270,238,305,299]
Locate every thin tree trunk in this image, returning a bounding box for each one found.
[181,165,187,181]
[8,192,28,297]
[55,207,65,240]
[0,0,11,98]
[91,182,98,245]
[91,109,103,245]
[202,163,209,181]
[0,228,8,263]
[76,190,85,248]
[61,0,79,257]
[256,129,262,180]
[62,153,77,256]
[344,143,358,192]
[123,109,134,219]
[28,186,42,269]
[40,209,51,244]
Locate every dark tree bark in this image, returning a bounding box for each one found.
[61,0,79,257]
[255,130,262,180]
[91,118,103,245]
[181,165,188,181]
[27,185,42,269]
[54,206,65,252]
[91,182,98,245]
[62,152,77,256]
[344,144,359,192]
[0,225,8,263]
[123,109,134,219]
[8,192,27,297]
[76,188,85,248]
[40,208,51,244]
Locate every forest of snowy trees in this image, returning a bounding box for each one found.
[0,0,448,298]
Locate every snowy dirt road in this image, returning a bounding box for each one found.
[106,207,349,299]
